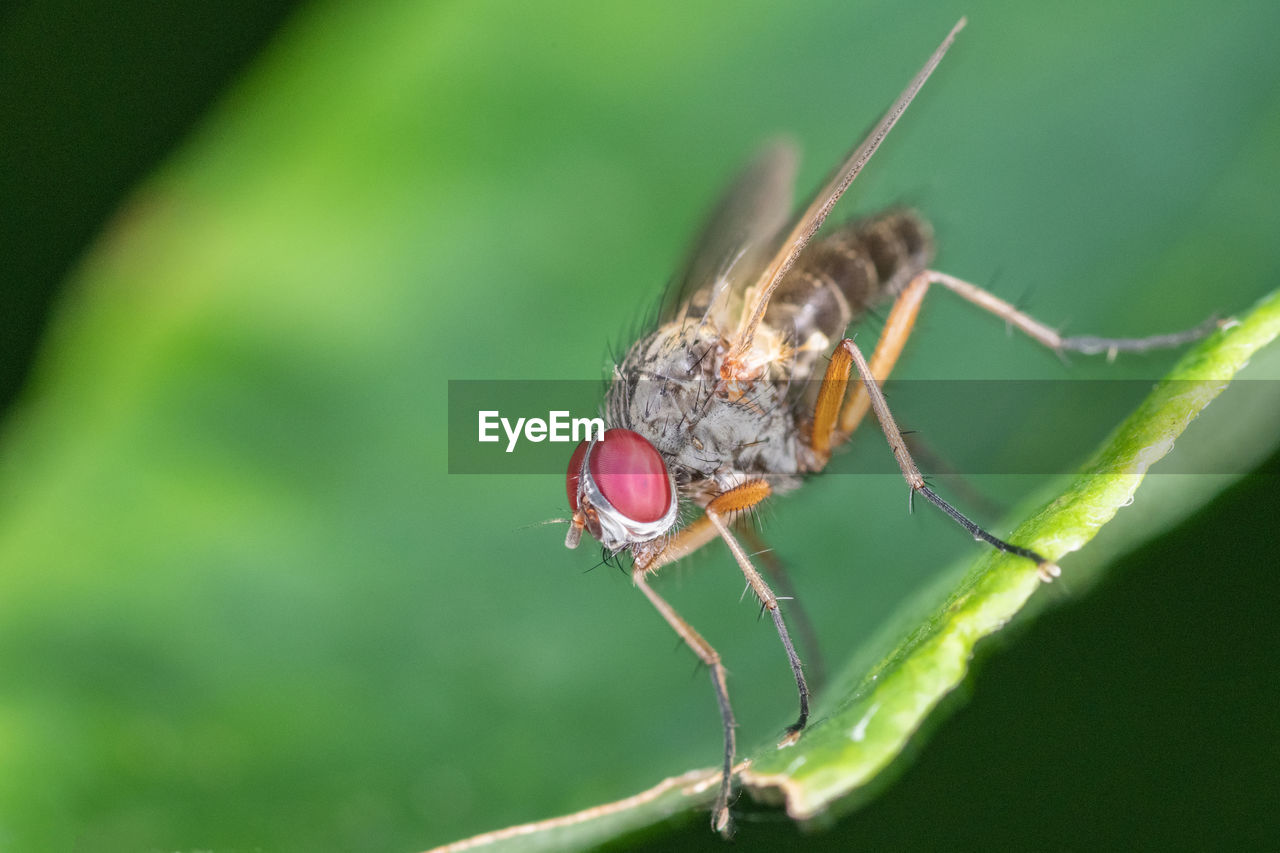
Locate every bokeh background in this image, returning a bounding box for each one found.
[2,1,1278,850]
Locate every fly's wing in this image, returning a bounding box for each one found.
[661,141,797,333]
[720,18,965,378]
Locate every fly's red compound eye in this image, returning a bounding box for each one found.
[588,429,671,523]
[565,439,589,513]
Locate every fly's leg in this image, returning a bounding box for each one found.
[631,567,737,837]
[831,272,929,443]
[809,315,1061,580]
[640,483,811,770]
[928,270,1223,358]
[700,482,810,745]
[836,270,1225,438]
[737,524,827,692]
[807,267,1220,577]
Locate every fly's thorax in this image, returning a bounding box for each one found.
[607,322,803,498]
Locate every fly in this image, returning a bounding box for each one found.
[561,18,1218,836]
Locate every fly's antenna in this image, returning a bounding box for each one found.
[517,518,572,532]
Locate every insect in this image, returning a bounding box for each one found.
[561,18,1216,836]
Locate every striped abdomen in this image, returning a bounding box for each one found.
[762,209,934,380]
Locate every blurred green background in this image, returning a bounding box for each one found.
[2,1,1277,851]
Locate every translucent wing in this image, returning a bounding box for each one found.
[720,18,965,379]
[661,140,797,331]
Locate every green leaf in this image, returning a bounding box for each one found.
[741,289,1280,817]
[427,291,1279,850]
[3,3,1278,851]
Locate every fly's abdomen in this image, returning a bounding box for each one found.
[763,209,935,361]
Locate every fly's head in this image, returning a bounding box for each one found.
[564,428,678,561]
